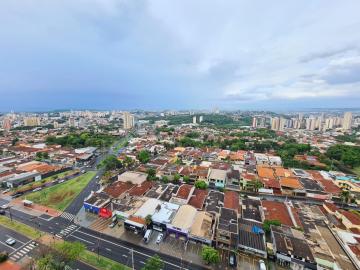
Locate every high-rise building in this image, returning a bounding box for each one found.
[123,112,134,129]
[199,116,203,123]
[342,112,352,131]
[271,117,280,131]
[193,116,197,124]
[279,117,286,131]
[252,117,257,128]
[24,117,40,126]
[68,117,75,127]
[2,118,11,131]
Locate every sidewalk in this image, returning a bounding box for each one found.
[9,198,61,217]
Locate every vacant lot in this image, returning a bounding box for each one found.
[22,171,96,211]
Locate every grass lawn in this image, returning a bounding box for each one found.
[22,171,96,211]
[14,169,78,193]
[79,250,129,270]
[353,166,360,177]
[0,216,41,239]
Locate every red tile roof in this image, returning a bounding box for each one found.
[175,184,193,200]
[341,210,360,226]
[128,181,154,196]
[324,202,339,213]
[188,189,208,209]
[224,191,239,212]
[317,179,341,194]
[262,200,294,227]
[104,181,134,198]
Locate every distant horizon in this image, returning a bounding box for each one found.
[1,107,360,114]
[1,1,360,111]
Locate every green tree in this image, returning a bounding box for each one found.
[263,220,281,233]
[146,168,157,181]
[142,255,164,270]
[137,150,151,164]
[254,180,263,192]
[173,173,181,183]
[341,190,350,204]
[11,137,19,146]
[201,246,220,265]
[183,175,190,183]
[161,175,169,183]
[145,214,152,226]
[195,180,208,190]
[54,241,85,264]
[98,155,122,171]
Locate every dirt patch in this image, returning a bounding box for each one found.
[48,190,75,204]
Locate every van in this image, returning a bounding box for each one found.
[143,229,152,243]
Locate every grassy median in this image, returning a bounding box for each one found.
[0,216,41,239]
[79,250,129,270]
[22,171,96,211]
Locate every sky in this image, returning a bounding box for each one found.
[0,0,360,112]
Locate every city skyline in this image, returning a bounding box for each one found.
[1,1,360,111]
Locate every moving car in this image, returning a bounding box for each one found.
[0,209,5,215]
[259,259,266,270]
[156,233,163,244]
[229,252,237,267]
[32,187,42,192]
[2,189,10,194]
[96,176,100,179]
[58,180,65,183]
[5,238,16,246]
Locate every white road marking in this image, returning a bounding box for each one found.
[68,234,95,245]
[75,230,189,270]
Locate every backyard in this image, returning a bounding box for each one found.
[21,171,96,211]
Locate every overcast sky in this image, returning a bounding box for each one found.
[1,0,360,111]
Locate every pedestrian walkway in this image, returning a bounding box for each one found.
[9,241,38,262]
[60,212,76,221]
[55,224,78,239]
[89,218,111,231]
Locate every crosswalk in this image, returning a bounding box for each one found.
[10,241,38,262]
[60,212,75,221]
[55,224,78,239]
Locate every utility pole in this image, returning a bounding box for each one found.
[8,206,12,222]
[131,248,134,270]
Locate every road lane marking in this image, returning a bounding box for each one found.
[74,230,189,270]
[68,234,95,245]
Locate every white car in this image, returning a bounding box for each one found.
[156,233,164,244]
[96,176,100,179]
[2,189,10,194]
[6,238,16,246]
[32,187,42,192]
[58,180,65,183]
[259,259,266,270]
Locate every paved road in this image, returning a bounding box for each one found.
[1,205,206,270]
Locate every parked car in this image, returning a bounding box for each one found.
[143,229,152,243]
[5,238,16,246]
[2,189,10,194]
[259,259,266,270]
[229,252,237,267]
[96,176,100,179]
[156,233,163,244]
[11,193,23,198]
[81,170,86,174]
[109,221,118,228]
